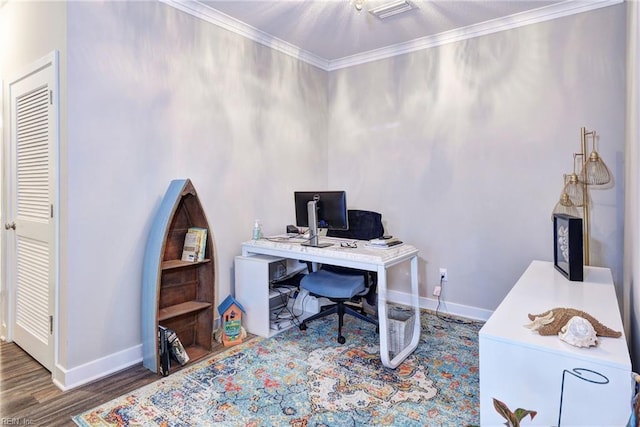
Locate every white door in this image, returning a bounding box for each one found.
[6,52,58,371]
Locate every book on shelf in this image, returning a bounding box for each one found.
[158,325,190,373]
[366,237,403,248]
[158,326,170,376]
[166,327,190,366]
[181,227,207,262]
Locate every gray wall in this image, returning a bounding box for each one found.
[1,0,632,388]
[63,1,328,374]
[327,4,626,313]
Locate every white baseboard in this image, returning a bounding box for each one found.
[52,344,143,391]
[386,289,492,322]
[49,292,489,390]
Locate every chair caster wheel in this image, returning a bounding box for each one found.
[338,336,346,344]
[299,323,307,331]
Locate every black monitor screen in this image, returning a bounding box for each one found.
[294,191,348,231]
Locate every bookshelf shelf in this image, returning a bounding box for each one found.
[158,301,212,321]
[142,179,216,376]
[183,345,210,363]
[161,259,211,271]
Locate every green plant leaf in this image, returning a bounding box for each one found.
[513,408,537,423]
[493,398,538,427]
[493,398,518,426]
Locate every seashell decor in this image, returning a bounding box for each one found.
[558,316,598,348]
[526,307,622,338]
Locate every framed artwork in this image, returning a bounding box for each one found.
[553,214,584,281]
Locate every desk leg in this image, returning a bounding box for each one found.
[379,254,421,368]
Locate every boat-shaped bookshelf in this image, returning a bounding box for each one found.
[142,179,215,375]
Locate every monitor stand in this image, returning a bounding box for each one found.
[302,200,332,248]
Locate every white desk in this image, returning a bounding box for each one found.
[479,260,632,426]
[239,236,421,369]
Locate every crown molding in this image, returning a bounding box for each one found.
[328,0,623,70]
[161,0,623,72]
[159,0,330,70]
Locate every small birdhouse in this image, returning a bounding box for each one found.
[218,295,246,347]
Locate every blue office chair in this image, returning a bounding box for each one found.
[299,210,383,344]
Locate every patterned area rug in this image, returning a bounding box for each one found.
[73,310,483,426]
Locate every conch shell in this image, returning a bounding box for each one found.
[527,307,621,338]
[558,316,597,348]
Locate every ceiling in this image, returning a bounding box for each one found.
[164,0,621,70]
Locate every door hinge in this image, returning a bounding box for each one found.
[49,89,53,105]
[51,204,53,218]
[49,315,53,334]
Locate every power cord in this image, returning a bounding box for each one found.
[435,274,444,318]
[270,287,307,329]
[269,287,300,329]
[288,290,317,328]
[434,274,482,326]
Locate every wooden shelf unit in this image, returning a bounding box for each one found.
[142,179,216,375]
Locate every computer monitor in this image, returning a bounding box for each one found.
[294,191,348,247]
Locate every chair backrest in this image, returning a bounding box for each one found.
[327,210,384,240]
[325,210,383,300]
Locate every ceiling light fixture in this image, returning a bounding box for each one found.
[354,0,365,11]
[369,0,417,19]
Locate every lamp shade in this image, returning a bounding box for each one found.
[581,150,611,185]
[563,172,585,207]
[552,192,579,219]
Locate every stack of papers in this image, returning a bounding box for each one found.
[366,237,403,248]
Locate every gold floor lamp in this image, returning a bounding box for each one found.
[552,127,612,265]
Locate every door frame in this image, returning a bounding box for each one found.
[1,51,59,377]
[1,77,5,342]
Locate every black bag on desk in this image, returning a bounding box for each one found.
[327,210,384,241]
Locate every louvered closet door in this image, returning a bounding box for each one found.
[7,53,57,372]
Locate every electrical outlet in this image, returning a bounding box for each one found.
[433,285,441,296]
[439,268,448,282]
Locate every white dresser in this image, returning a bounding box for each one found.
[479,260,632,426]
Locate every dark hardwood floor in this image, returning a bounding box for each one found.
[0,341,157,426]
[0,339,236,426]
